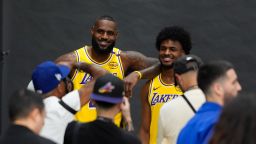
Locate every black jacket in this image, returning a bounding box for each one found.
[64,119,141,144]
[0,124,56,144]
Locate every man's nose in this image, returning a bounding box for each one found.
[163,49,171,55]
[237,82,242,91]
[101,32,109,39]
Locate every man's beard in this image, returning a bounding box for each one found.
[223,92,236,105]
[92,38,115,55]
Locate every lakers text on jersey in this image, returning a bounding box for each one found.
[148,74,183,144]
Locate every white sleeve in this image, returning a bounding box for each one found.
[62,90,81,111]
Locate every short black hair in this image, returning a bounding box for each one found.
[97,15,116,22]
[94,15,117,26]
[155,26,192,54]
[198,60,234,95]
[9,89,44,121]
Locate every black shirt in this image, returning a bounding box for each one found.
[64,119,141,144]
[0,124,56,144]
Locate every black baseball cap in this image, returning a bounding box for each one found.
[91,74,124,104]
[174,54,203,74]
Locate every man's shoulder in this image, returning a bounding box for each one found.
[159,97,189,127]
[44,96,61,109]
[0,136,56,144]
[21,132,56,144]
[119,50,145,60]
[183,108,215,132]
[179,112,216,144]
[185,88,206,109]
[62,90,80,110]
[73,45,89,56]
[0,128,56,144]
[76,45,89,51]
[185,89,205,100]
[118,49,127,58]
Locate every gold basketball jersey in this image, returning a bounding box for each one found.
[72,46,124,126]
[148,74,183,144]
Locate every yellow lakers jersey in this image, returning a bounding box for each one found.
[148,74,183,144]
[72,46,124,126]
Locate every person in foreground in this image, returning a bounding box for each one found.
[177,60,242,144]
[31,61,105,144]
[157,54,205,144]
[0,89,56,144]
[64,74,141,144]
[209,93,256,144]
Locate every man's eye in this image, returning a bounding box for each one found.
[107,31,115,36]
[171,47,177,51]
[160,47,166,51]
[97,30,104,34]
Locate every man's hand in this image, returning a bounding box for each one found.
[121,97,134,131]
[123,71,141,97]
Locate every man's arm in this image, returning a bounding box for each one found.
[120,97,134,132]
[56,60,107,107]
[55,52,77,78]
[78,79,96,106]
[139,81,151,144]
[121,51,160,97]
[74,62,108,79]
[121,51,158,71]
[124,63,160,97]
[55,52,107,78]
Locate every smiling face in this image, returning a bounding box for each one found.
[91,19,118,54]
[159,39,185,67]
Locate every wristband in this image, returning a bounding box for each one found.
[134,71,142,79]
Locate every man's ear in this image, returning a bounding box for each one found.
[66,80,73,92]
[57,82,65,95]
[30,108,40,122]
[30,108,45,134]
[213,82,224,97]
[91,26,95,35]
[175,73,181,83]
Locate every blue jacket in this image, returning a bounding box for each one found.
[177,102,222,144]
